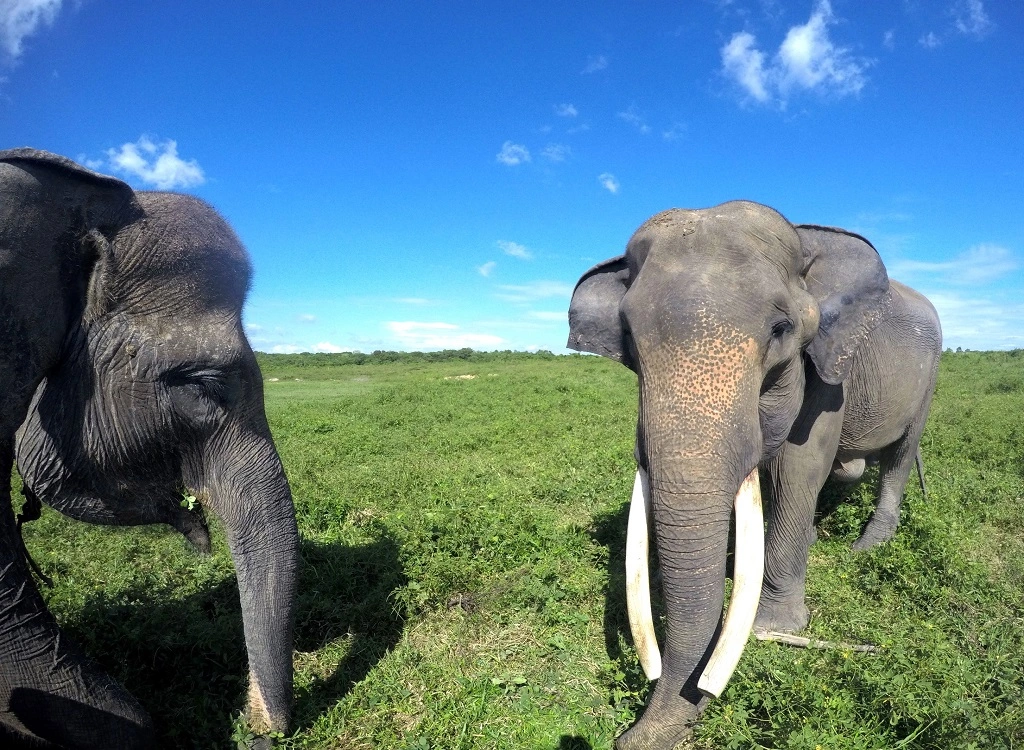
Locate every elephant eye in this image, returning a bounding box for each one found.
[166,369,238,409]
[771,320,794,339]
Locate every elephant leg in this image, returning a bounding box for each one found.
[756,375,844,634]
[0,444,153,748]
[852,434,918,551]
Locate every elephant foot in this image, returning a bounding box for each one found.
[852,510,899,551]
[615,711,694,750]
[754,597,809,634]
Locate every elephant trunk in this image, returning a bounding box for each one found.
[617,476,739,750]
[204,433,299,734]
[625,467,763,697]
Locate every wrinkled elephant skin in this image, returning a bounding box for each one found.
[0,149,298,747]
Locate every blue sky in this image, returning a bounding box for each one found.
[2,0,1021,352]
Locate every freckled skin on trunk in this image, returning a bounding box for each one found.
[616,315,764,749]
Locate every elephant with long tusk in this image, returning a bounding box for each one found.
[569,201,941,749]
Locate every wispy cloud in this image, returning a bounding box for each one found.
[581,54,608,74]
[554,103,578,117]
[387,321,505,350]
[1,0,61,63]
[298,313,317,322]
[106,136,205,190]
[953,0,993,38]
[392,297,431,305]
[919,31,941,48]
[496,141,530,166]
[617,105,651,134]
[662,122,687,142]
[528,311,566,321]
[478,261,497,277]
[497,240,533,260]
[313,341,351,353]
[890,244,1018,285]
[721,0,870,107]
[598,173,620,194]
[540,143,570,162]
[495,280,573,303]
[924,292,1024,351]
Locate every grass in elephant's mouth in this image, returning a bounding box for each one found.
[18,349,1024,749]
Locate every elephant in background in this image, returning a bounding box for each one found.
[0,148,298,747]
[568,201,941,750]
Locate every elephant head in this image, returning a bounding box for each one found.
[0,149,297,746]
[568,201,888,749]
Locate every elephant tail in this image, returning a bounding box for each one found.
[915,449,927,499]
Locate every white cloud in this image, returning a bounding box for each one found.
[721,1,870,106]
[298,313,316,322]
[598,173,620,194]
[478,261,497,277]
[617,105,651,134]
[581,54,608,74]
[953,0,993,38]
[271,344,302,354]
[497,240,532,260]
[106,137,205,190]
[392,297,431,305]
[1,0,61,62]
[890,244,1018,285]
[495,280,573,303]
[919,31,942,48]
[387,321,505,350]
[883,29,895,50]
[554,103,578,117]
[662,122,687,141]
[313,341,351,353]
[721,32,771,102]
[923,292,1024,351]
[496,141,530,166]
[528,311,566,321]
[541,143,570,162]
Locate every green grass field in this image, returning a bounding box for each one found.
[20,349,1024,749]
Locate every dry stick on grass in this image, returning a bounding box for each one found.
[754,629,878,653]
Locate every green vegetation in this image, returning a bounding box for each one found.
[20,350,1024,748]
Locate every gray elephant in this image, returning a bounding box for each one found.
[568,201,941,750]
[0,148,298,747]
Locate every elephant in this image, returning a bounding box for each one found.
[567,200,941,750]
[0,148,298,747]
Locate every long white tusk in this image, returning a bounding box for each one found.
[625,467,662,680]
[697,467,764,698]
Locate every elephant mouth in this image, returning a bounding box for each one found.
[624,465,764,696]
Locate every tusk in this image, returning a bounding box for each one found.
[697,466,764,698]
[625,467,662,680]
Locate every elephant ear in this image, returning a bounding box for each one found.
[0,148,140,322]
[0,147,139,225]
[567,254,633,368]
[796,225,892,385]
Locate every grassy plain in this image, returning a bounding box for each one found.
[19,349,1024,749]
